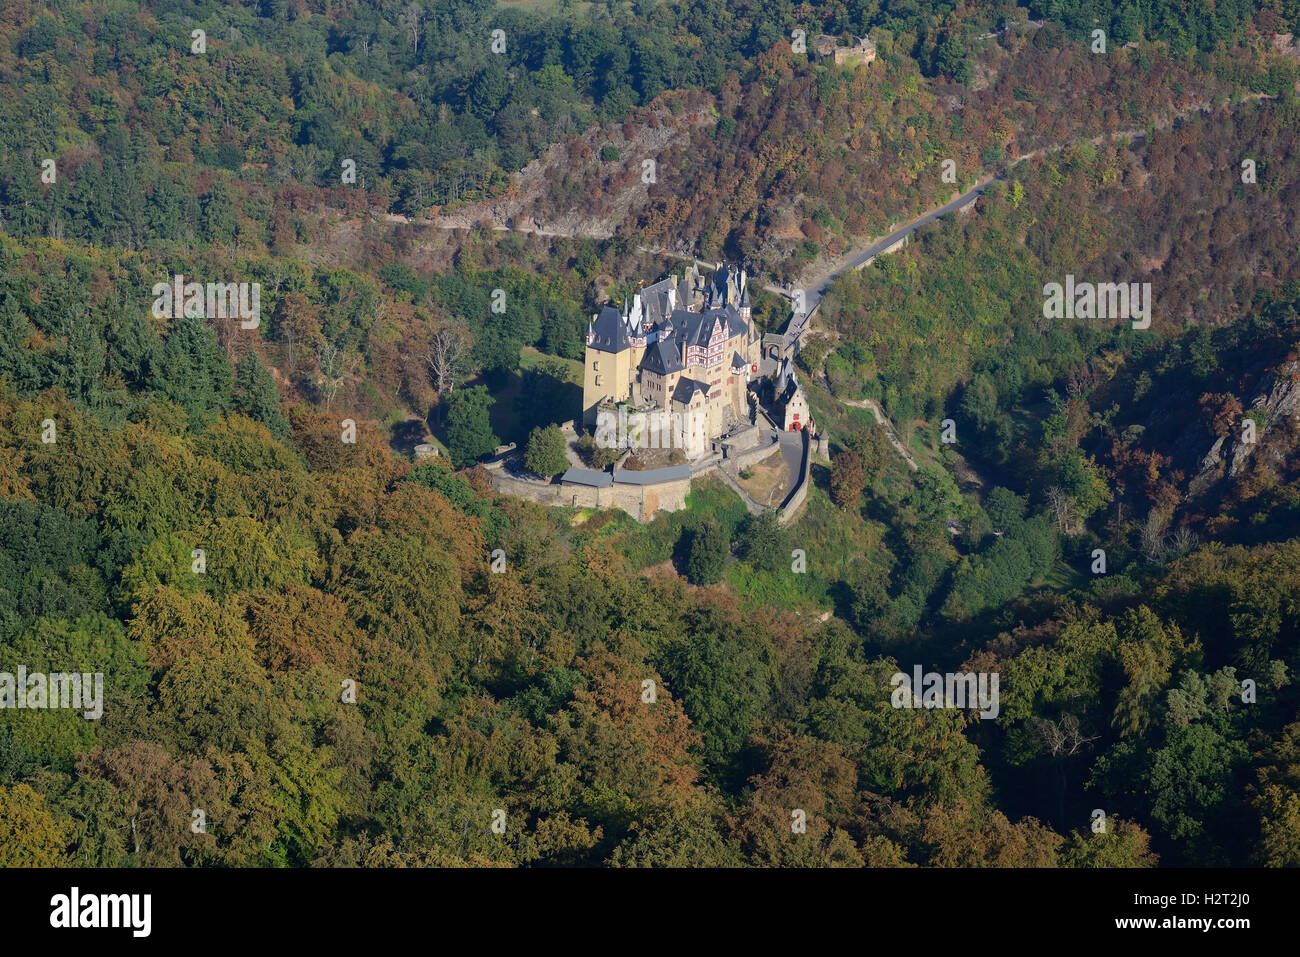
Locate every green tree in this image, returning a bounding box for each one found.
[737,509,786,574]
[843,426,888,474]
[233,352,289,438]
[686,519,728,585]
[662,604,773,774]
[848,562,893,637]
[150,314,233,431]
[445,386,499,469]
[984,486,1025,534]
[577,433,620,469]
[473,322,521,386]
[524,424,568,477]
[519,357,574,435]
[1061,819,1159,867]
[934,34,970,84]
[201,180,239,244]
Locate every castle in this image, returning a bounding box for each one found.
[582,263,764,450]
[484,262,818,524]
[812,34,877,67]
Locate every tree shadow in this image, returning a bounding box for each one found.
[389,417,428,455]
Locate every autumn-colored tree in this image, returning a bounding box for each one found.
[1061,818,1160,867]
[830,448,865,509]
[551,652,703,853]
[1249,723,1300,867]
[0,783,70,866]
[733,730,864,867]
[922,800,1063,867]
[1199,391,1244,438]
[76,742,221,867]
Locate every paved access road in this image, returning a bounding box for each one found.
[771,174,998,342]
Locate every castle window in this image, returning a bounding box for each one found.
[595,375,603,386]
[592,360,599,371]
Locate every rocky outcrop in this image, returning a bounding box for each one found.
[1190,360,1300,495]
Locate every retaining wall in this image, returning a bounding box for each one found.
[489,471,689,522]
[727,433,783,472]
[487,427,811,525]
[778,429,813,525]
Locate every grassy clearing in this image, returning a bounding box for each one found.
[520,345,582,384]
[1040,558,1089,591]
[584,475,750,571]
[736,448,791,507]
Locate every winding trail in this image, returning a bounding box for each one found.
[772,91,1278,475]
[838,397,920,471]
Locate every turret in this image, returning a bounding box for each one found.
[631,293,647,331]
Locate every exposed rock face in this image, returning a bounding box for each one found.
[434,104,713,238]
[1190,360,1300,494]
[1257,359,1300,419]
[1200,435,1225,471]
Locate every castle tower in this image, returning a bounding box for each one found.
[583,304,636,428]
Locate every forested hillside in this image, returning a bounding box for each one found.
[1,0,1299,870]
[2,374,1295,867]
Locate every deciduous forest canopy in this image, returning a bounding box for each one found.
[0,0,1299,869]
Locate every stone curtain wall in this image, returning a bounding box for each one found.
[488,469,690,522]
[777,429,813,525]
[725,432,782,472]
[486,426,809,525]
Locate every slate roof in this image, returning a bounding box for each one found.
[710,264,731,306]
[641,276,677,325]
[731,351,746,370]
[588,305,630,353]
[637,302,749,380]
[671,378,709,404]
[668,304,748,349]
[641,339,683,375]
[561,468,613,487]
[778,363,803,404]
[613,465,691,485]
